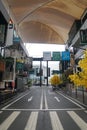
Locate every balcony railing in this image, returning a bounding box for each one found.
[68,9,87,48]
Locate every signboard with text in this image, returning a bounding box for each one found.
[16,62,24,70]
[43,52,51,61]
[52,52,61,61]
[52,70,62,74]
[33,51,70,61]
[62,51,70,61]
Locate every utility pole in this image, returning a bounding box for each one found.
[47,60,48,86]
[40,60,42,87]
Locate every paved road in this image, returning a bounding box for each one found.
[0,86,87,130]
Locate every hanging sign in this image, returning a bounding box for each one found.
[43,52,51,61]
[52,52,61,61]
[62,51,70,61]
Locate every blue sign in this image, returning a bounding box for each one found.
[62,51,70,61]
[13,37,21,44]
[16,62,24,70]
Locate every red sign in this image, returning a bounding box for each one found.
[0,61,5,71]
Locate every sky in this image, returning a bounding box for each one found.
[24,43,65,70]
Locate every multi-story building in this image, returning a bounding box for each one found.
[0,1,32,91]
[66,9,87,73]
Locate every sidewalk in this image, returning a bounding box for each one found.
[61,88,87,106]
[0,85,29,105]
[0,90,17,104]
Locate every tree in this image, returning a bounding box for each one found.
[49,74,61,87]
[69,50,87,88]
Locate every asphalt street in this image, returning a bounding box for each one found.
[0,86,87,130]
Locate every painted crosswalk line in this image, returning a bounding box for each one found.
[24,112,38,130]
[0,111,20,130]
[85,111,87,113]
[0,111,3,114]
[0,110,87,130]
[50,111,64,130]
[67,111,87,130]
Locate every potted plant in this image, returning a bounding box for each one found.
[26,79,32,89]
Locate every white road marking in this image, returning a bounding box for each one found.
[28,96,33,102]
[48,86,52,88]
[0,111,20,130]
[2,108,84,111]
[1,91,30,110]
[0,111,3,114]
[40,89,43,110]
[56,91,85,109]
[24,112,38,130]
[44,91,48,109]
[50,111,64,130]
[54,96,60,102]
[85,111,87,113]
[67,111,87,130]
[48,90,54,95]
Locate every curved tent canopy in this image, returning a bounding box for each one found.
[2,0,87,44]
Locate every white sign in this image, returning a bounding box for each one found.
[6,24,14,46]
[43,52,51,61]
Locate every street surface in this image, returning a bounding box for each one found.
[0,86,87,130]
